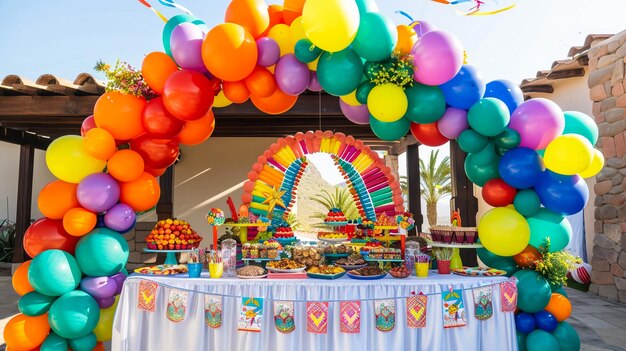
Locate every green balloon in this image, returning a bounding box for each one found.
[477,247,509,266]
[363,60,377,79]
[553,286,568,297]
[356,81,375,104]
[403,84,446,123]
[467,98,510,137]
[517,331,527,351]
[526,330,560,351]
[69,332,97,351]
[514,189,541,217]
[537,149,545,157]
[491,258,520,277]
[493,128,521,149]
[552,322,581,351]
[294,39,322,63]
[495,145,512,156]
[513,270,552,313]
[550,281,563,292]
[458,129,489,153]
[41,332,68,351]
[18,291,57,316]
[76,228,129,276]
[352,12,397,62]
[355,0,378,13]
[317,49,364,96]
[464,153,500,186]
[563,111,599,145]
[28,249,82,297]
[49,290,100,339]
[473,142,497,166]
[370,115,410,141]
[527,208,572,252]
[162,15,208,57]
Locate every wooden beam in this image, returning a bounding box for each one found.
[546,68,586,80]
[0,127,52,150]
[13,144,34,262]
[520,85,554,94]
[391,134,418,155]
[406,144,423,234]
[157,166,174,220]
[0,96,99,117]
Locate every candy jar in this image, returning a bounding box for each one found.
[221,239,237,277]
[404,241,420,274]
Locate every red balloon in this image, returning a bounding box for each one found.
[142,97,185,138]
[410,122,449,146]
[23,218,80,258]
[163,70,214,121]
[482,178,517,207]
[514,245,541,268]
[130,135,180,169]
[80,115,97,137]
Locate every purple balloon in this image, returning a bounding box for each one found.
[275,54,310,96]
[110,272,127,295]
[80,276,118,299]
[339,100,370,125]
[413,20,435,37]
[308,71,323,92]
[256,37,280,67]
[170,22,206,72]
[77,173,120,213]
[412,30,464,86]
[509,98,564,150]
[104,203,136,233]
[438,107,469,139]
[95,296,116,309]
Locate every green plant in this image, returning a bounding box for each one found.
[433,247,453,261]
[0,219,16,262]
[310,187,360,221]
[535,238,581,287]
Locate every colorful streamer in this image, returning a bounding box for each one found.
[136,0,168,22]
[158,0,193,15]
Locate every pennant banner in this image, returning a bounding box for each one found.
[442,289,466,328]
[166,289,188,323]
[340,301,361,334]
[205,295,222,328]
[473,286,493,320]
[406,294,427,328]
[239,297,264,332]
[137,280,158,312]
[374,299,395,332]
[274,301,296,334]
[307,302,328,334]
[500,281,518,312]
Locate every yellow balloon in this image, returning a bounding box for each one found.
[367,83,408,122]
[308,56,319,71]
[93,296,119,342]
[579,148,604,178]
[544,134,593,175]
[302,0,360,53]
[46,135,106,183]
[289,17,306,48]
[213,90,232,108]
[268,24,293,55]
[395,24,417,54]
[478,207,530,256]
[340,90,360,106]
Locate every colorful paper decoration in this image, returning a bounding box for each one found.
[500,280,518,312]
[340,301,361,334]
[473,286,493,320]
[374,299,396,332]
[442,289,466,328]
[406,294,428,328]
[307,302,328,334]
[238,297,264,332]
[166,289,188,322]
[137,280,158,312]
[274,301,296,334]
[205,295,222,328]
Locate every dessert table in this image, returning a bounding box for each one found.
[112,273,517,351]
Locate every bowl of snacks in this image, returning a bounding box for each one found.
[307,265,346,280]
[389,266,411,279]
[293,245,324,268]
[266,259,306,273]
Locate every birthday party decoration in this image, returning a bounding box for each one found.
[340,301,361,334]
[374,299,395,332]
[239,297,264,332]
[406,294,428,328]
[442,289,466,328]
[274,301,296,333]
[137,280,158,312]
[307,302,328,334]
[205,295,223,328]
[166,289,188,322]
[473,286,493,320]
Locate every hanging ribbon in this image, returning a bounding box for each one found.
[158,0,193,15]
[136,0,168,22]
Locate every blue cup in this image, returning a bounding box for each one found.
[188,263,203,278]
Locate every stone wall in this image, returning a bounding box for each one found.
[588,30,626,302]
[124,222,159,272]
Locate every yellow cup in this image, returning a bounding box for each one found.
[415,262,429,278]
[209,262,224,278]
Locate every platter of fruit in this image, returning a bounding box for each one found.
[145,218,202,250]
[335,254,368,270]
[307,265,346,280]
[346,266,387,280]
[389,266,411,279]
[266,259,306,273]
[317,232,348,243]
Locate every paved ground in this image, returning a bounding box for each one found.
[0,274,624,350]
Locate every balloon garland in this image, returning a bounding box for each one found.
[6,0,600,350]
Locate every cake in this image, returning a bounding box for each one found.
[324,207,347,223]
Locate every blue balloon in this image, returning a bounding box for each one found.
[534,311,558,332]
[499,147,544,189]
[484,79,524,114]
[534,171,589,215]
[440,65,486,110]
[515,312,536,334]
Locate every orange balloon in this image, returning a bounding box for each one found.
[223,80,251,104]
[93,342,106,351]
[3,314,50,351]
[83,128,116,161]
[107,149,145,183]
[245,67,276,98]
[120,172,161,212]
[282,0,305,25]
[12,260,34,296]
[62,207,97,237]
[142,52,180,95]
[225,0,270,38]
[202,23,258,82]
[513,245,541,268]
[260,4,285,37]
[395,25,418,54]
[545,293,572,321]
[145,166,167,177]
[250,87,298,115]
[94,92,146,141]
[37,180,79,220]
[177,110,216,146]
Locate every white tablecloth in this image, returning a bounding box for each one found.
[112,273,517,351]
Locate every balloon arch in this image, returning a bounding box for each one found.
[6,0,601,350]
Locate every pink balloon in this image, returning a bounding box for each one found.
[509,98,564,150]
[339,100,369,125]
[412,30,464,86]
[437,107,468,139]
[81,115,97,137]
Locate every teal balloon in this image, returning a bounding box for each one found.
[526,330,560,351]
[477,247,508,266]
[514,270,552,313]
[403,84,446,123]
[458,129,489,153]
[294,39,322,63]
[517,331,527,351]
[18,291,57,316]
[468,98,510,137]
[69,332,98,351]
[163,15,208,57]
[514,189,541,217]
[527,208,572,252]
[356,81,375,104]
[76,227,129,276]
[563,111,599,145]
[553,286,568,297]
[473,143,497,166]
[317,49,364,96]
[352,12,397,62]
[49,290,100,339]
[493,128,521,149]
[370,115,410,141]
[552,322,581,351]
[537,149,545,157]
[550,281,563,292]
[491,258,519,277]
[28,249,82,296]
[464,153,500,186]
[41,332,68,351]
[355,0,378,13]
